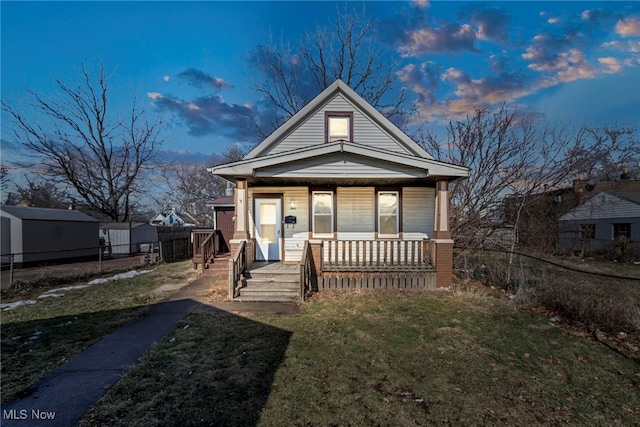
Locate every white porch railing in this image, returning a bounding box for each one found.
[322,239,432,271]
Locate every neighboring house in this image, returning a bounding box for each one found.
[504,179,640,252]
[100,222,159,255]
[0,205,99,265]
[149,208,197,227]
[558,191,640,254]
[212,79,469,298]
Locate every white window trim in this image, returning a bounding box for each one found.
[613,223,631,240]
[312,191,334,238]
[378,191,399,238]
[328,117,349,142]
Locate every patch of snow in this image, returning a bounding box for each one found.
[38,293,65,299]
[2,269,154,311]
[1,300,37,311]
[87,269,152,285]
[43,284,91,294]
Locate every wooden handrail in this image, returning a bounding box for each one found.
[323,239,431,270]
[199,232,216,273]
[299,240,312,301]
[229,240,246,300]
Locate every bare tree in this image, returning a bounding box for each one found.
[1,63,164,222]
[4,177,69,209]
[0,166,9,203]
[568,123,639,182]
[250,4,412,135]
[159,144,246,225]
[420,105,577,252]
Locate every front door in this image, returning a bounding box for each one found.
[255,198,281,261]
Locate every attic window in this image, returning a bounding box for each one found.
[326,112,353,142]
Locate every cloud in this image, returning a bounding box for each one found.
[177,69,231,90]
[597,57,622,73]
[399,23,480,56]
[398,61,530,121]
[616,17,640,36]
[148,92,258,141]
[396,4,640,124]
[163,75,170,82]
[391,4,512,56]
[412,0,430,9]
[458,5,511,43]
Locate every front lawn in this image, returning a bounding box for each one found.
[0,261,198,403]
[81,288,640,426]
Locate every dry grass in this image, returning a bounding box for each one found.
[0,261,198,403]
[82,287,640,426]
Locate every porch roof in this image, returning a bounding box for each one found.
[211,140,469,184]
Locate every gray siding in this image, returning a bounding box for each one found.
[101,224,158,255]
[558,217,640,251]
[265,94,411,156]
[21,220,98,263]
[403,187,435,239]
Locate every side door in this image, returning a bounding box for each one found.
[254,198,282,261]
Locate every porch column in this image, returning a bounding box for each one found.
[232,178,249,240]
[230,178,254,267]
[431,180,454,287]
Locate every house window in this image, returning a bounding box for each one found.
[378,191,399,237]
[580,224,595,240]
[326,112,353,142]
[613,223,630,240]
[312,191,334,237]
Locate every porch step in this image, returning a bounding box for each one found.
[238,271,300,302]
[200,254,231,276]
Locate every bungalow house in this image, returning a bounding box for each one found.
[0,205,99,266]
[211,80,469,301]
[558,191,640,256]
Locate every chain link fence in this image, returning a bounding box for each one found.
[1,228,195,289]
[454,247,640,333]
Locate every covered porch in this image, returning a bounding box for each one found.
[227,236,440,302]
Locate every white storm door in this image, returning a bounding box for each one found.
[255,198,282,261]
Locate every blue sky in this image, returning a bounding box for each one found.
[2,1,640,166]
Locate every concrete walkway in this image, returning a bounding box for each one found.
[0,276,299,427]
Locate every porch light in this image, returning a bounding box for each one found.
[290,199,297,210]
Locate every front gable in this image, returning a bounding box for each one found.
[244,80,433,160]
